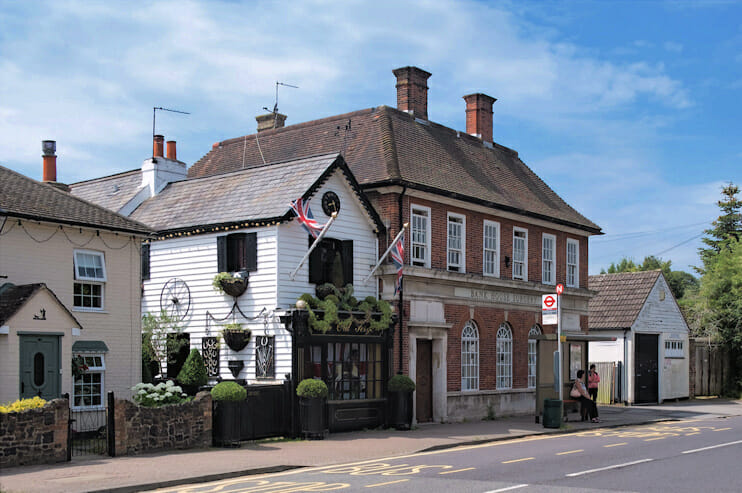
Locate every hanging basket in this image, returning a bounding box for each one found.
[222,329,251,352]
[219,277,248,297]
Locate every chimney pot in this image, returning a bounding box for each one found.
[153,134,164,157]
[393,66,432,120]
[256,113,287,132]
[463,93,496,143]
[41,140,57,182]
[166,140,177,160]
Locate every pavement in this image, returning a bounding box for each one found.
[2,398,742,493]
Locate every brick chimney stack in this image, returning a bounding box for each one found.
[153,134,165,157]
[166,140,177,160]
[256,112,287,132]
[463,93,497,143]
[42,140,57,182]
[393,66,432,120]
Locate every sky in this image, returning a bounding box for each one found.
[1,0,739,275]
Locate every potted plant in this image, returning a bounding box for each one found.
[296,378,328,439]
[387,374,415,430]
[297,284,393,334]
[211,381,247,447]
[212,271,249,297]
[176,348,208,395]
[221,322,251,352]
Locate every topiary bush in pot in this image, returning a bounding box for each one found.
[211,381,247,447]
[177,348,208,395]
[296,378,328,439]
[387,374,415,430]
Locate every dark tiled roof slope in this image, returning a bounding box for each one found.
[0,165,152,235]
[131,154,380,233]
[588,270,662,329]
[189,106,600,233]
[70,169,143,212]
[0,283,82,327]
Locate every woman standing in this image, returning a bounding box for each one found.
[588,364,600,403]
[573,369,600,423]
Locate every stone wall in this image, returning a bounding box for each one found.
[114,391,212,455]
[0,398,68,467]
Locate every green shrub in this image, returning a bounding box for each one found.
[177,348,208,388]
[132,381,189,407]
[388,374,416,392]
[296,378,328,399]
[211,381,247,401]
[0,396,47,413]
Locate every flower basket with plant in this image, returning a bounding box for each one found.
[298,284,393,334]
[176,348,208,395]
[296,378,328,439]
[72,356,89,380]
[211,381,248,446]
[221,322,251,352]
[212,271,249,297]
[387,374,415,430]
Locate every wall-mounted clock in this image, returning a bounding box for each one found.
[321,191,341,216]
[160,278,191,321]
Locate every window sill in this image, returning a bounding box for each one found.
[72,308,108,314]
[71,405,106,411]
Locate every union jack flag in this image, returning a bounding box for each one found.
[389,230,405,295]
[289,197,324,238]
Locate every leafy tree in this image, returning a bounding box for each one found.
[600,255,697,300]
[142,310,185,379]
[698,183,742,272]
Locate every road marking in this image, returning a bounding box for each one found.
[365,479,409,488]
[644,437,666,441]
[682,440,742,455]
[685,432,700,436]
[439,467,475,475]
[502,457,534,464]
[713,427,732,431]
[556,449,584,455]
[604,442,627,448]
[566,458,653,477]
[484,485,529,492]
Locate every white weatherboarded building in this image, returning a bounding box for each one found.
[74,152,385,383]
[588,271,689,404]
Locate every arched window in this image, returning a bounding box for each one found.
[496,324,513,389]
[461,321,479,391]
[528,325,542,389]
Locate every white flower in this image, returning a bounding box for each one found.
[166,380,175,387]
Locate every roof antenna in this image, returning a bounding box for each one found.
[262,81,298,129]
[152,107,190,155]
[336,118,352,157]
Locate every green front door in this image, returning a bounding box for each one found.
[19,335,61,400]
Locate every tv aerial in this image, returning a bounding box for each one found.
[263,81,298,121]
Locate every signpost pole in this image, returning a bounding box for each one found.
[556,283,564,401]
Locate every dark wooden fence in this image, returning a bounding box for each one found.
[690,337,729,397]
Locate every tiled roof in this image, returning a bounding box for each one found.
[189,106,600,233]
[0,165,152,235]
[588,271,662,329]
[0,283,81,328]
[131,154,383,233]
[70,169,143,212]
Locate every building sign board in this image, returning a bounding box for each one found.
[542,294,558,325]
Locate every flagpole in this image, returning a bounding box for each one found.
[363,223,408,284]
[289,212,338,281]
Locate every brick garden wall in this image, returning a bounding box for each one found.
[0,398,68,467]
[113,391,212,456]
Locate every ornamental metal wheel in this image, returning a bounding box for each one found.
[159,278,191,321]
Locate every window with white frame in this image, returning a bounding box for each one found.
[566,239,579,287]
[73,250,106,310]
[496,324,513,389]
[665,340,684,358]
[483,220,499,277]
[542,234,555,285]
[411,205,431,267]
[513,228,528,281]
[72,354,105,408]
[447,213,465,272]
[528,325,542,388]
[461,321,479,391]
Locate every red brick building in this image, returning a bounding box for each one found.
[188,66,601,422]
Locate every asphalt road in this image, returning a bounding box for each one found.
[150,415,742,492]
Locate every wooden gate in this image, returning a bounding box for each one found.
[693,340,728,396]
[241,382,291,440]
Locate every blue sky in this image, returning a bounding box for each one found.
[1,0,739,275]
